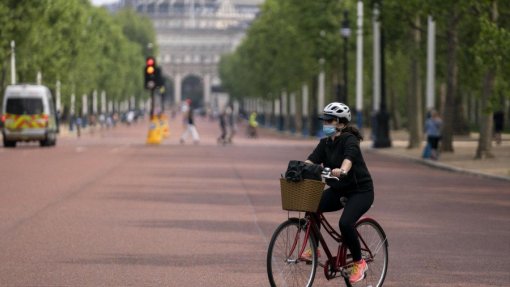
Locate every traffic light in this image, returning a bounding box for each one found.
[145,56,156,90]
[155,66,164,87]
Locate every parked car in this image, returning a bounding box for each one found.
[2,84,59,147]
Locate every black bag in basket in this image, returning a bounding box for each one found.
[284,160,323,182]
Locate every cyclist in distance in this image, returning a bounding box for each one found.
[304,102,374,284]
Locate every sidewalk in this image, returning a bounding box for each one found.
[365,129,510,182]
[246,123,510,182]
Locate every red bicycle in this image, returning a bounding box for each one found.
[267,168,388,287]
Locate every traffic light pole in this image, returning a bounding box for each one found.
[150,88,155,118]
[145,54,168,144]
[147,87,162,144]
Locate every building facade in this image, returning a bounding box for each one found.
[122,0,261,109]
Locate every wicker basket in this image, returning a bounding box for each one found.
[280,178,325,212]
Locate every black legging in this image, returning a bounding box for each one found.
[427,135,441,150]
[317,188,374,262]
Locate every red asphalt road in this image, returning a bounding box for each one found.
[0,116,509,286]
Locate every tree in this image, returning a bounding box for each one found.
[472,1,510,159]
[220,0,510,149]
[0,1,156,116]
[115,8,157,58]
[220,0,342,124]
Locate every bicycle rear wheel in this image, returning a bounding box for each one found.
[355,218,388,287]
[267,218,318,287]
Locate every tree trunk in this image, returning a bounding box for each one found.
[407,15,423,149]
[475,70,495,159]
[475,1,498,159]
[441,8,459,152]
[389,79,400,130]
[453,93,470,135]
[310,76,319,137]
[331,69,339,102]
[296,91,303,134]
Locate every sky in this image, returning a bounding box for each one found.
[91,0,119,6]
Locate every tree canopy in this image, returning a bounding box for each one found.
[220,0,510,152]
[0,0,157,114]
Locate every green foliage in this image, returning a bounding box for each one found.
[473,17,510,71]
[220,0,343,100]
[0,1,157,113]
[221,0,510,137]
[115,8,157,57]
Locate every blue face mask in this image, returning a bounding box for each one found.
[323,125,337,137]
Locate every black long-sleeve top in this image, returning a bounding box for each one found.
[307,132,373,193]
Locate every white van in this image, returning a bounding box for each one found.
[1,84,59,147]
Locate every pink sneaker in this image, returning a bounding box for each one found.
[349,259,368,283]
[301,248,321,261]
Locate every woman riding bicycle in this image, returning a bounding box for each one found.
[304,102,374,284]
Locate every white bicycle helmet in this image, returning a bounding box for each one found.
[321,102,351,122]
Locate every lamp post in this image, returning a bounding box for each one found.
[355,0,364,131]
[10,41,16,84]
[340,10,351,104]
[373,1,391,148]
[316,58,326,137]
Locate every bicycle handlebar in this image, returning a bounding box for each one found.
[321,167,340,181]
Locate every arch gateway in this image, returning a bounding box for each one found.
[120,0,261,110]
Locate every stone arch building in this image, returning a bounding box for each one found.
[121,0,261,110]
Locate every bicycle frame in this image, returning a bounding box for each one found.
[311,212,350,280]
[291,212,376,281]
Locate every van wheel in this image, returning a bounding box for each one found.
[40,132,56,147]
[40,138,53,147]
[40,136,50,147]
[3,138,16,148]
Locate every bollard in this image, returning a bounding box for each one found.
[159,114,170,138]
[146,116,162,144]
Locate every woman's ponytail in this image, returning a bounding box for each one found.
[338,118,363,141]
[342,126,363,141]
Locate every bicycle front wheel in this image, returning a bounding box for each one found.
[267,218,317,287]
[356,218,388,287]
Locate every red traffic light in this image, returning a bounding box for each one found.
[144,56,160,90]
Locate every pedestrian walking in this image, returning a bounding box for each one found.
[76,115,82,138]
[493,110,504,145]
[226,105,236,143]
[424,110,443,160]
[422,111,432,159]
[247,111,258,138]
[180,99,200,144]
[217,108,228,145]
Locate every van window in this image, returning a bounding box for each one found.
[6,98,44,115]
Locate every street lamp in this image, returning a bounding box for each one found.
[340,10,351,105]
[373,1,391,148]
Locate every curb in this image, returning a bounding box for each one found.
[10,119,506,183]
[259,125,510,183]
[367,148,510,183]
